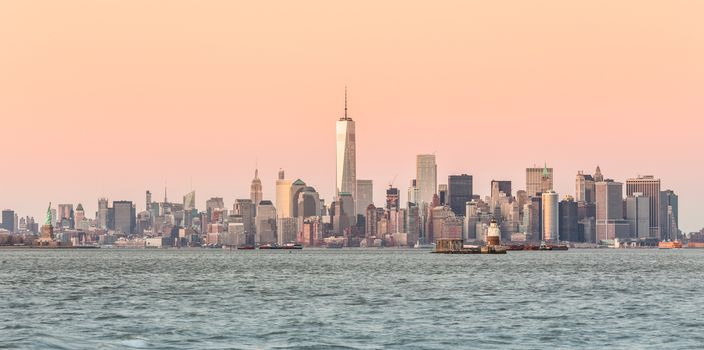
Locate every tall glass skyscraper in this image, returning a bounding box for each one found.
[336,89,356,210]
[416,154,437,205]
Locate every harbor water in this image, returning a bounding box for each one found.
[1,248,703,349]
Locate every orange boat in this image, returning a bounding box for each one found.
[658,241,683,249]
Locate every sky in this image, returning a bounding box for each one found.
[0,1,702,232]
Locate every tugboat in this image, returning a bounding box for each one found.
[539,241,553,251]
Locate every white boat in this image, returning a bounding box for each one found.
[413,240,435,249]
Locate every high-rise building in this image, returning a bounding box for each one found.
[276,217,298,245]
[234,199,256,244]
[113,201,135,234]
[596,181,629,241]
[255,200,277,244]
[438,184,448,206]
[660,190,679,241]
[526,164,553,197]
[1,209,15,233]
[626,176,661,238]
[356,180,373,216]
[58,204,74,229]
[594,166,604,182]
[542,191,559,242]
[575,171,596,204]
[146,191,152,212]
[295,187,321,219]
[97,198,109,229]
[491,180,512,198]
[332,192,355,234]
[250,168,263,205]
[448,174,473,216]
[558,196,579,242]
[386,186,400,211]
[336,89,356,209]
[275,169,293,218]
[365,204,378,238]
[289,179,307,216]
[416,154,437,204]
[75,203,87,230]
[528,196,542,241]
[407,179,419,205]
[625,193,650,239]
[183,191,196,211]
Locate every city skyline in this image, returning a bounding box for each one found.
[1,1,702,232]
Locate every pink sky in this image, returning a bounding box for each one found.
[1,1,702,231]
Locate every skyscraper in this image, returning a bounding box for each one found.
[183,191,196,211]
[386,186,400,210]
[416,154,437,204]
[660,190,679,241]
[595,180,628,240]
[625,193,650,239]
[559,196,579,242]
[1,209,15,233]
[356,180,373,216]
[407,179,419,205]
[113,201,135,234]
[336,89,356,208]
[234,199,256,244]
[275,169,293,218]
[448,174,473,216]
[97,198,109,229]
[542,190,559,242]
[575,171,596,204]
[526,164,553,197]
[255,200,277,244]
[250,168,263,205]
[626,176,661,238]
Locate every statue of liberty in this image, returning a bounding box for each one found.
[45,202,52,226]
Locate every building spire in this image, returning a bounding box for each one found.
[344,86,348,119]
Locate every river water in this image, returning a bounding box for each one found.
[1,248,702,349]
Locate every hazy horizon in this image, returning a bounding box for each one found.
[1,1,702,232]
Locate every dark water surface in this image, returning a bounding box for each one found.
[1,248,703,349]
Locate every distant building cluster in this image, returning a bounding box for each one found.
[0,92,687,248]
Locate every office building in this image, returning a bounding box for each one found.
[113,201,135,234]
[250,168,263,205]
[559,196,579,242]
[625,193,650,239]
[575,171,596,204]
[660,190,679,241]
[595,181,629,241]
[1,209,15,233]
[526,164,553,197]
[336,89,357,207]
[183,191,196,211]
[626,176,661,238]
[356,180,373,216]
[542,191,559,242]
[255,200,277,244]
[448,174,473,216]
[386,186,400,211]
[275,169,293,218]
[416,154,437,204]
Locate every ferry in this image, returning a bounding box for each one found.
[658,241,683,249]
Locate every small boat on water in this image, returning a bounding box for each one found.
[658,241,683,249]
[413,240,435,249]
[539,242,552,251]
